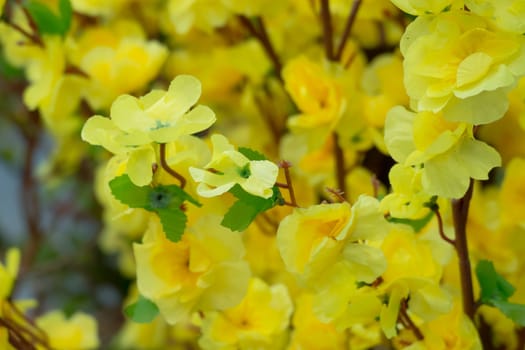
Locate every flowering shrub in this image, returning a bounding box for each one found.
[1,0,525,349]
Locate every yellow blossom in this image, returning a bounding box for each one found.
[134,216,251,324]
[389,0,456,15]
[283,56,346,132]
[277,195,388,286]
[36,311,99,350]
[189,134,278,198]
[401,11,525,124]
[385,106,501,198]
[166,0,230,34]
[466,0,525,34]
[0,248,20,299]
[71,0,134,16]
[500,157,525,228]
[199,278,292,350]
[288,293,347,350]
[69,20,168,109]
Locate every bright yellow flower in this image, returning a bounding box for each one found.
[166,0,230,34]
[283,56,346,132]
[189,134,278,198]
[288,293,347,350]
[36,311,99,350]
[500,157,525,227]
[380,164,432,219]
[277,195,388,286]
[71,0,133,16]
[385,106,501,198]
[134,216,251,324]
[199,278,292,350]
[0,248,20,299]
[389,0,456,15]
[401,11,525,124]
[69,20,168,109]
[379,227,451,339]
[466,0,525,34]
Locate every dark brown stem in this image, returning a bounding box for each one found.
[319,0,334,60]
[159,143,186,188]
[238,15,283,80]
[451,179,475,320]
[4,1,43,47]
[399,300,424,341]
[332,133,347,200]
[432,206,455,246]
[335,0,362,60]
[326,187,345,203]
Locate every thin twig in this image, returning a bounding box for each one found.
[399,300,424,341]
[238,15,283,81]
[278,160,297,207]
[432,206,455,246]
[332,133,347,200]
[319,0,334,60]
[159,143,186,188]
[335,0,362,60]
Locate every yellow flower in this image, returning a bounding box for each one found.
[199,278,292,350]
[69,20,168,109]
[500,157,525,227]
[134,216,251,324]
[189,134,278,198]
[389,0,456,15]
[166,0,230,34]
[385,106,501,198]
[277,195,388,286]
[466,0,525,34]
[288,293,347,350]
[283,56,346,132]
[0,248,20,299]
[36,311,99,350]
[401,11,525,124]
[379,227,451,339]
[380,164,432,219]
[71,0,134,16]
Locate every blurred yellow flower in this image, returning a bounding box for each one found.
[199,278,292,350]
[36,311,99,350]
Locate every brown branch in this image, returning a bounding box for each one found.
[451,179,476,320]
[332,133,347,200]
[319,0,334,60]
[399,299,424,341]
[238,15,283,81]
[278,160,297,207]
[432,206,455,246]
[159,143,186,188]
[335,0,362,61]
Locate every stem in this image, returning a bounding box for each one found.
[319,0,334,60]
[432,206,455,246]
[399,299,424,341]
[451,180,476,320]
[159,143,186,188]
[335,0,362,60]
[238,15,283,80]
[277,160,298,207]
[332,133,347,200]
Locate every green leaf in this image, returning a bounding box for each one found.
[386,210,434,232]
[238,147,267,161]
[124,295,159,323]
[58,0,73,33]
[221,185,283,232]
[221,200,261,232]
[109,175,151,208]
[24,0,72,36]
[491,300,525,326]
[476,260,515,303]
[157,207,187,242]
